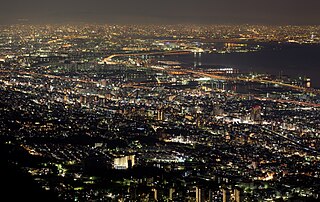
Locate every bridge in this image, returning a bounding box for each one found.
[101,49,320,95]
[183,69,319,95]
[102,48,204,64]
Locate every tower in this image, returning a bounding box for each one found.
[193,50,202,67]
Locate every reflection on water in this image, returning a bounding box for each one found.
[165,44,320,88]
[206,81,286,94]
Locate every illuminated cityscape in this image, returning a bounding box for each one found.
[0,23,319,201]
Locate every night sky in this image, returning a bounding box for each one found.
[0,0,320,25]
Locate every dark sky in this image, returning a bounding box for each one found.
[0,0,320,25]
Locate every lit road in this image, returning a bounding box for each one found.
[180,68,320,96]
[182,69,320,107]
[254,97,320,108]
[102,49,319,95]
[1,62,319,109]
[260,126,320,154]
[103,50,194,64]
[0,69,99,85]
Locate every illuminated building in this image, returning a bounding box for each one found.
[222,188,230,202]
[169,188,174,201]
[196,186,204,202]
[113,155,135,170]
[157,108,164,121]
[305,78,311,88]
[234,187,243,202]
[152,188,158,201]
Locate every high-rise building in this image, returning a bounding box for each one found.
[157,108,164,121]
[234,187,243,202]
[196,186,204,202]
[152,188,158,201]
[305,78,311,88]
[169,188,175,201]
[222,188,230,202]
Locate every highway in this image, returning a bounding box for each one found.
[2,52,320,109]
[0,69,99,85]
[183,68,318,94]
[102,50,319,95]
[260,126,320,155]
[102,50,195,64]
[254,96,320,108]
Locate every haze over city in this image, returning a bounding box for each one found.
[1,0,320,25]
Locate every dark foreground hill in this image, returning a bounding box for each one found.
[0,141,64,202]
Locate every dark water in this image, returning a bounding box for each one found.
[166,44,320,88]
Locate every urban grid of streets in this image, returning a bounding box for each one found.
[0,24,320,201]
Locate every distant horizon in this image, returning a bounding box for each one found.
[0,0,319,25]
[1,21,320,27]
